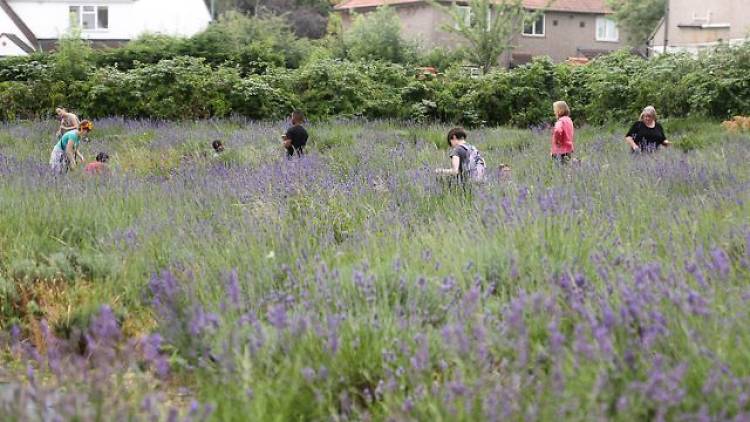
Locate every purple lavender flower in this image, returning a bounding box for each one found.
[267,304,288,330]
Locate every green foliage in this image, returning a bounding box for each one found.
[0,54,53,81]
[0,81,46,120]
[606,0,666,46]
[417,47,466,71]
[93,13,308,72]
[53,28,95,81]
[93,34,189,70]
[85,56,293,119]
[192,11,312,69]
[343,7,417,64]
[294,59,412,119]
[439,0,533,72]
[5,35,750,125]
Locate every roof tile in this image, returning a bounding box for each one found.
[335,0,611,13]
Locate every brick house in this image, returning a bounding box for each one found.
[334,0,629,67]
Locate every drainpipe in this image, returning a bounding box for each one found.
[663,0,670,53]
[210,0,215,19]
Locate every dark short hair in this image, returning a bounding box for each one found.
[212,140,223,150]
[96,152,109,163]
[291,110,305,125]
[446,127,467,146]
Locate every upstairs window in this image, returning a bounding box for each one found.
[69,6,109,30]
[454,6,493,31]
[455,5,471,29]
[596,17,619,42]
[523,13,545,36]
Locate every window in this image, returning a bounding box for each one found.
[69,5,109,30]
[454,6,492,30]
[596,17,619,42]
[523,14,545,36]
[455,6,471,29]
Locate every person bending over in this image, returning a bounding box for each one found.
[283,110,308,158]
[50,120,92,174]
[626,106,670,153]
[85,152,110,175]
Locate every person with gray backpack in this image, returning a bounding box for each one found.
[435,127,486,183]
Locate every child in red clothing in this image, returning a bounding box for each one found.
[551,101,574,164]
[84,152,109,174]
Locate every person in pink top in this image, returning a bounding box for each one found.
[551,101,574,164]
[84,152,110,175]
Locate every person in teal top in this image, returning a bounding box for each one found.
[49,120,92,173]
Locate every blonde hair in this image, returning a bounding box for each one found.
[553,101,570,118]
[640,106,657,121]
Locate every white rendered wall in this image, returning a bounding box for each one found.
[8,0,210,40]
[0,8,34,46]
[0,34,29,56]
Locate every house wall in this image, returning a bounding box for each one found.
[8,0,210,41]
[337,5,628,66]
[512,11,628,62]
[652,0,749,52]
[0,7,33,47]
[339,4,461,48]
[0,34,29,55]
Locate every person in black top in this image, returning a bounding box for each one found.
[282,110,308,158]
[625,106,670,153]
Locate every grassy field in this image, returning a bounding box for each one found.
[0,117,749,420]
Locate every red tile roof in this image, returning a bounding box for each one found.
[524,0,611,13]
[335,0,611,13]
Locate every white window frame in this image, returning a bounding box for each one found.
[454,5,493,31]
[522,13,545,37]
[595,17,619,42]
[455,5,471,29]
[69,5,109,31]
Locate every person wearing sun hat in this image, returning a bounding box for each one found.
[50,120,92,173]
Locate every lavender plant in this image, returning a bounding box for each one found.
[0,118,748,420]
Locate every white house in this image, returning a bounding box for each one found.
[0,0,212,56]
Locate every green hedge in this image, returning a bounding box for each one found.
[2,45,750,125]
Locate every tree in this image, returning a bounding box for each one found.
[54,28,94,81]
[606,0,666,47]
[206,0,332,38]
[438,0,540,73]
[344,7,417,64]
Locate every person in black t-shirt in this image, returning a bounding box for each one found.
[625,106,671,153]
[282,110,308,158]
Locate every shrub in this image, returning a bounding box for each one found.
[190,12,311,69]
[52,29,95,82]
[293,59,412,119]
[344,6,418,64]
[86,57,242,119]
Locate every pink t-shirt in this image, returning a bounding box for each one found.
[84,161,108,174]
[551,116,575,155]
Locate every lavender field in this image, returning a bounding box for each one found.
[1,118,749,421]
